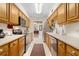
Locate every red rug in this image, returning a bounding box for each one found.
[30,44,45,56]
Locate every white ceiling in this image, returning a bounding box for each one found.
[18,3,60,21]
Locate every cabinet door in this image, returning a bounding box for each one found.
[45,33,49,48]
[9,40,18,56]
[19,37,25,56]
[0,3,9,23]
[48,18,52,27]
[67,3,78,21]
[26,18,30,28]
[0,52,8,56]
[66,45,79,56]
[57,4,66,24]
[0,44,9,56]
[10,4,19,25]
[0,4,6,19]
[53,10,58,21]
[50,36,57,56]
[58,40,66,56]
[48,35,51,49]
[44,33,49,48]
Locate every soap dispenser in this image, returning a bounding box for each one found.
[62,25,66,35]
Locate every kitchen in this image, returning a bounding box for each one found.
[0,3,79,56]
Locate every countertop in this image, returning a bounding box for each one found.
[0,34,25,46]
[47,32,79,50]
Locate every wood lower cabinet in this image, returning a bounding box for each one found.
[45,33,79,56]
[9,40,18,56]
[57,40,79,56]
[48,35,51,49]
[66,45,79,56]
[44,33,51,49]
[50,36,57,55]
[0,36,26,56]
[57,40,66,56]
[19,37,25,56]
[0,44,9,56]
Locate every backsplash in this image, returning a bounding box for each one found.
[0,23,12,34]
[65,22,79,33]
[0,23,8,32]
[0,23,7,28]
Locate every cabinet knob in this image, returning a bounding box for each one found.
[71,51,75,54]
[13,43,16,45]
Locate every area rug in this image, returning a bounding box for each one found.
[30,44,45,56]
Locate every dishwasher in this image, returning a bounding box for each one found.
[50,36,57,56]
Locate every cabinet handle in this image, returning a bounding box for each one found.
[0,49,3,52]
[13,43,16,45]
[71,51,75,54]
[59,44,62,46]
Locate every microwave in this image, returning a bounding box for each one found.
[19,16,26,27]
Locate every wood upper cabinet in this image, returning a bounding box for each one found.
[48,10,57,27]
[24,15,30,28]
[57,3,66,24]
[57,40,66,56]
[10,3,19,25]
[0,4,6,19]
[19,11,24,18]
[9,40,18,56]
[0,44,9,56]
[26,18,30,28]
[48,18,52,27]
[52,10,58,20]
[19,37,25,56]
[24,16,28,27]
[0,3,9,23]
[67,3,79,22]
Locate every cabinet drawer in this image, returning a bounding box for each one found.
[0,44,9,56]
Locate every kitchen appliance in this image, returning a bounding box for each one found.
[50,36,57,56]
[12,26,22,34]
[19,16,26,27]
[0,29,5,38]
[12,29,22,34]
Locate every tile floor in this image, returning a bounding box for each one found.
[23,31,52,56]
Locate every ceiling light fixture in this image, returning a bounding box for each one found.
[35,3,43,14]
